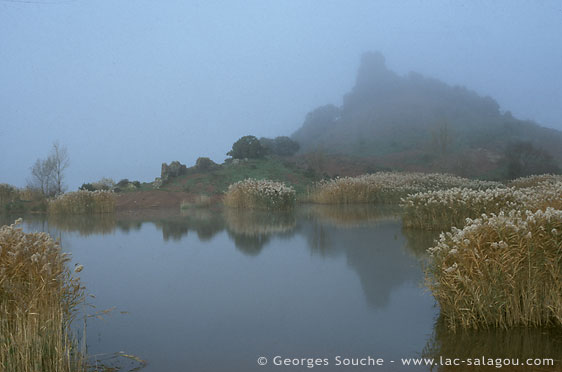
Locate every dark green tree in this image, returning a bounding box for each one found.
[227,135,266,159]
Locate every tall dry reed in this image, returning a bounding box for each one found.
[402,181,562,230]
[48,190,115,215]
[426,208,562,330]
[308,172,501,204]
[0,219,85,371]
[223,179,296,210]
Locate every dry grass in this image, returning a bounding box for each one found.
[426,208,562,330]
[0,184,19,206]
[402,181,562,230]
[0,219,85,372]
[48,190,115,215]
[307,172,501,204]
[223,178,296,210]
[508,174,562,189]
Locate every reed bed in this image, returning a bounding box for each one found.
[426,208,562,330]
[508,174,562,189]
[48,190,115,215]
[308,172,501,204]
[402,181,562,230]
[0,219,85,372]
[0,184,19,207]
[223,179,296,210]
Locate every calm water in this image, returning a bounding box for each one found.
[5,206,562,371]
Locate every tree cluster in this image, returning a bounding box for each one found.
[259,136,300,156]
[227,135,266,159]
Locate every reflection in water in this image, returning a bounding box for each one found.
[402,227,440,259]
[223,209,296,256]
[423,319,562,371]
[302,204,401,227]
[48,213,117,236]
[7,206,561,371]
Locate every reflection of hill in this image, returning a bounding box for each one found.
[293,52,562,177]
[402,227,439,260]
[15,206,432,311]
[299,218,423,309]
[422,319,562,371]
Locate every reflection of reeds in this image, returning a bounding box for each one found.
[48,213,117,236]
[224,179,296,210]
[0,219,85,372]
[303,204,400,228]
[48,190,115,214]
[423,318,562,371]
[223,208,296,236]
[427,208,562,330]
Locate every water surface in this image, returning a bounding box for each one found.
[6,206,562,371]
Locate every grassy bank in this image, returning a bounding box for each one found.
[0,219,85,371]
[426,208,562,330]
[160,157,318,197]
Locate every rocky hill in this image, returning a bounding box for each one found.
[292,52,562,179]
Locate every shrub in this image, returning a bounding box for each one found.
[0,219,85,371]
[91,177,115,191]
[48,190,115,214]
[79,183,95,192]
[426,208,562,330]
[223,179,296,210]
[116,178,130,187]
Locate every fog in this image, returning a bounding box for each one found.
[1,0,561,189]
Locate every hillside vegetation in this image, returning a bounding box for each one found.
[292,52,562,179]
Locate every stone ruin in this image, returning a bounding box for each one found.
[161,161,187,183]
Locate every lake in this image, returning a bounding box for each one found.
[5,206,562,371]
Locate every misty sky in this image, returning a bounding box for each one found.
[1,0,561,189]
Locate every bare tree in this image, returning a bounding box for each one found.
[51,141,70,195]
[29,157,55,196]
[28,141,69,196]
